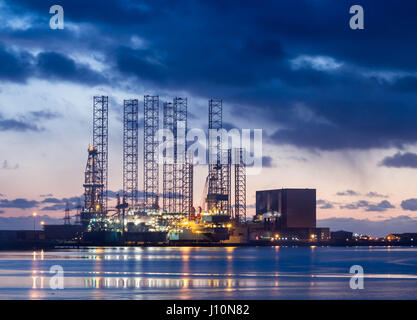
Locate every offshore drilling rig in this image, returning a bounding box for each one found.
[80,95,247,243]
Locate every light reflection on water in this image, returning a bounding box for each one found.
[83,277,244,289]
[0,246,417,299]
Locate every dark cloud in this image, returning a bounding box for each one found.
[41,198,62,204]
[0,114,41,132]
[401,198,417,211]
[340,200,395,212]
[107,190,124,198]
[29,110,60,120]
[336,190,359,196]
[40,196,83,211]
[318,216,417,238]
[0,210,4,214]
[317,200,334,209]
[36,52,108,85]
[391,75,417,92]
[366,200,395,212]
[41,204,68,211]
[9,0,152,27]
[40,193,53,198]
[366,191,388,198]
[0,198,39,209]
[0,109,60,133]
[0,195,84,212]
[340,200,369,210]
[4,0,417,151]
[0,42,108,86]
[380,152,417,169]
[0,44,32,82]
[262,156,274,168]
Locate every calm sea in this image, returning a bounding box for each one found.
[0,246,416,300]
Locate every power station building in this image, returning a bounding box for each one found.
[254,188,329,241]
[256,188,316,228]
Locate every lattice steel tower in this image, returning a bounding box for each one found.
[184,157,194,216]
[93,96,108,215]
[144,95,159,208]
[207,99,231,214]
[163,102,175,212]
[234,148,246,222]
[64,202,71,225]
[82,145,104,230]
[123,99,139,209]
[173,97,193,214]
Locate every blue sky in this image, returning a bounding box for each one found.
[1,0,417,236]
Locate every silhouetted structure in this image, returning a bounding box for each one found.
[144,95,159,208]
[93,96,109,215]
[123,99,139,208]
[256,188,316,228]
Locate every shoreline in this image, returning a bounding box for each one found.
[0,240,415,251]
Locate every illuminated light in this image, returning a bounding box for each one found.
[226,224,232,228]
[32,212,37,217]
[274,234,279,238]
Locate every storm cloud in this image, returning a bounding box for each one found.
[0,198,39,209]
[2,0,417,151]
[336,190,360,196]
[401,198,417,211]
[317,200,334,209]
[380,152,417,169]
[340,200,395,212]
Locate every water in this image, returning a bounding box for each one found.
[0,246,416,300]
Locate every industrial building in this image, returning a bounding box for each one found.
[42,224,83,241]
[256,189,316,229]
[331,230,353,241]
[253,188,329,241]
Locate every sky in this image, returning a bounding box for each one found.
[1,0,417,236]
